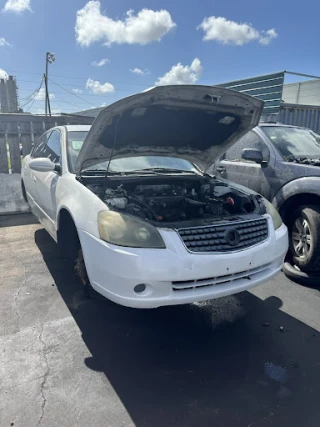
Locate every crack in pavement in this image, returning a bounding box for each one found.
[13,265,27,329]
[37,325,50,426]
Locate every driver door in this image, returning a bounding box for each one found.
[33,130,62,238]
[24,131,51,217]
[214,131,276,199]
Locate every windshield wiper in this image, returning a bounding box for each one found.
[81,169,108,174]
[129,167,200,175]
[81,168,202,176]
[285,156,320,164]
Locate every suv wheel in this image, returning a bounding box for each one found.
[283,262,320,287]
[289,205,320,272]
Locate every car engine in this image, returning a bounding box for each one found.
[100,178,260,223]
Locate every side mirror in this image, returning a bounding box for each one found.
[241,148,263,164]
[29,158,60,173]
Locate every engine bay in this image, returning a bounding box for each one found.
[85,175,265,224]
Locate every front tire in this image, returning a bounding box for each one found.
[21,180,28,203]
[289,205,320,272]
[74,247,94,298]
[75,248,89,286]
[283,262,320,287]
[57,214,92,296]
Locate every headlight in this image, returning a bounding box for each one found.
[98,210,166,248]
[264,199,282,230]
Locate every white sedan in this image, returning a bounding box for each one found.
[22,85,288,308]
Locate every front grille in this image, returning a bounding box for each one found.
[172,263,272,291]
[178,218,268,253]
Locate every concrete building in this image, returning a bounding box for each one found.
[0,75,19,113]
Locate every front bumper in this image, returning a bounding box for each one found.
[78,218,288,308]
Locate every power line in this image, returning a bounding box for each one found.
[53,81,136,92]
[13,78,149,91]
[25,78,45,113]
[18,87,116,98]
[20,91,38,107]
[19,78,45,107]
[48,78,98,107]
[53,75,152,88]
[6,69,153,87]
[21,78,44,109]
[18,78,138,93]
[18,82,99,112]
[19,91,89,112]
[50,95,85,109]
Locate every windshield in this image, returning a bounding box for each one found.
[262,126,320,160]
[67,131,198,174]
[84,156,199,174]
[67,131,89,172]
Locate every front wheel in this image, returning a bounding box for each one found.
[283,262,320,287]
[74,248,89,286]
[289,205,320,272]
[74,248,93,298]
[21,180,28,203]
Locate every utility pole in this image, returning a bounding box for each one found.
[44,52,55,116]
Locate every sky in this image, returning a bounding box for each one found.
[0,0,320,114]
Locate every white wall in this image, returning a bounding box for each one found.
[282,79,320,106]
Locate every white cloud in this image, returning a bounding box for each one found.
[129,68,150,76]
[75,1,176,46]
[142,86,155,93]
[155,58,203,86]
[3,0,31,13]
[0,37,10,47]
[259,28,278,45]
[0,68,8,79]
[86,78,115,94]
[34,88,55,101]
[198,16,278,46]
[72,88,83,94]
[91,58,110,67]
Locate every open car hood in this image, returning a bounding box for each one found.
[74,85,264,174]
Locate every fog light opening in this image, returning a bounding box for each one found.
[134,284,147,294]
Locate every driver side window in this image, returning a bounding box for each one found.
[42,130,61,164]
[224,131,270,162]
[32,132,51,159]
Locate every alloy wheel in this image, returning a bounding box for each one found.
[291,217,312,259]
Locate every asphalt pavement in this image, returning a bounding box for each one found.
[0,214,319,427]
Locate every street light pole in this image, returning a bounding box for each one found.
[45,56,48,116]
[44,52,55,116]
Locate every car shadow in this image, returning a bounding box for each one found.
[35,228,320,427]
[0,212,37,228]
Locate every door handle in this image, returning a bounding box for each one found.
[216,166,226,173]
[33,175,37,182]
